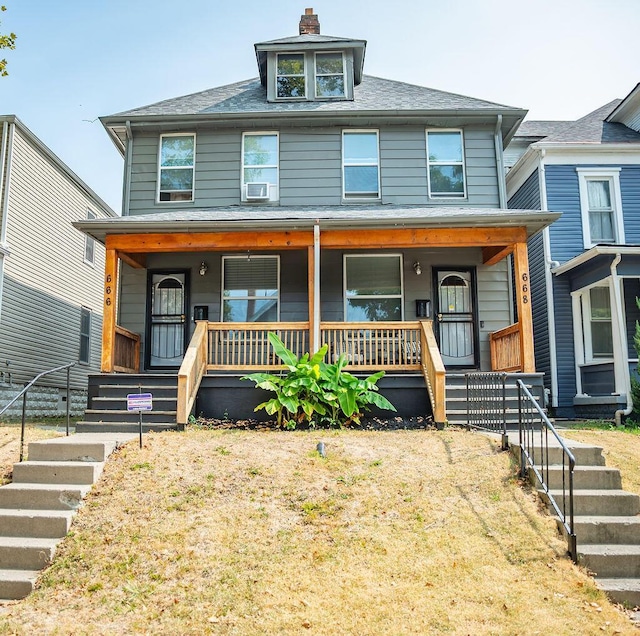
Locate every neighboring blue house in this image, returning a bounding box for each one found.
[506,85,640,420]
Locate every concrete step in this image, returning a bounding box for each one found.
[0,509,75,538]
[83,409,177,424]
[511,439,606,466]
[543,489,640,517]
[0,483,90,510]
[75,422,181,434]
[12,461,104,485]
[567,516,640,545]
[0,569,40,600]
[28,436,119,462]
[0,537,59,570]
[531,465,622,490]
[578,544,640,578]
[595,578,640,607]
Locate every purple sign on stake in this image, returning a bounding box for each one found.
[127,393,153,412]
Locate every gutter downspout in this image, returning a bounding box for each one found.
[610,253,633,425]
[539,149,560,408]
[123,121,133,216]
[0,122,14,327]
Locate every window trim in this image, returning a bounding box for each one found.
[221,255,280,322]
[84,209,96,266]
[577,168,625,248]
[156,133,196,204]
[343,253,404,322]
[426,129,467,199]
[342,129,381,200]
[575,283,614,364]
[79,307,92,365]
[314,51,345,99]
[241,131,280,203]
[276,52,307,100]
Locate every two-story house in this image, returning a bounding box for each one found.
[0,115,116,417]
[76,9,559,428]
[506,85,640,421]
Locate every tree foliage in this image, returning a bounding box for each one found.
[0,6,16,77]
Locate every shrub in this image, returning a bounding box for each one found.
[242,332,396,428]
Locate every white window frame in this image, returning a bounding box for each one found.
[156,133,196,203]
[276,52,307,100]
[342,130,381,200]
[314,51,345,99]
[221,255,280,322]
[426,129,467,199]
[79,307,92,365]
[84,209,96,266]
[577,168,625,248]
[343,253,404,322]
[573,283,615,369]
[241,132,279,202]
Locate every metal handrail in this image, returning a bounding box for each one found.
[517,379,577,562]
[0,362,76,462]
[466,372,508,450]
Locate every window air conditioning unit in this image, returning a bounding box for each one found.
[246,182,270,200]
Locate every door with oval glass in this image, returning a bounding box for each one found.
[434,268,478,368]
[147,271,189,368]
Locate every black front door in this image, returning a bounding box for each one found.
[146,271,189,369]
[433,267,479,368]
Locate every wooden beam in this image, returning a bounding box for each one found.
[482,244,513,266]
[512,241,535,373]
[101,248,118,373]
[117,251,146,269]
[321,226,528,249]
[106,231,314,253]
[308,245,315,352]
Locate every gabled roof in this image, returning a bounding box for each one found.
[536,100,640,144]
[105,75,523,119]
[514,120,572,139]
[256,34,360,45]
[606,82,640,127]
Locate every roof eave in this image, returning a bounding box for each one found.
[606,83,640,123]
[552,245,640,276]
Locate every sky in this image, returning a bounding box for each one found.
[2,0,640,214]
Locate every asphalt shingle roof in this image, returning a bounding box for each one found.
[108,75,523,119]
[514,120,572,138]
[256,34,361,45]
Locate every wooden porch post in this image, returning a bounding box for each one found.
[101,248,118,373]
[512,242,535,373]
[308,245,315,352]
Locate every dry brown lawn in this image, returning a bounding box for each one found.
[0,427,637,635]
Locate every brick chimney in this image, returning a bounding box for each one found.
[299,8,320,35]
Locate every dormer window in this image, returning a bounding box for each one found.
[315,52,345,98]
[276,53,306,99]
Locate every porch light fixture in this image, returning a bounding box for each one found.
[413,261,422,275]
[199,261,208,276]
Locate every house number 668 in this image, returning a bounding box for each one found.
[521,272,529,303]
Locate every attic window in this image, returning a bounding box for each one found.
[315,52,345,98]
[277,53,306,98]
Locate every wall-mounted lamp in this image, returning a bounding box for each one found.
[413,261,422,276]
[199,261,208,276]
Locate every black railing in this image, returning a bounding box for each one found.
[466,372,508,450]
[517,379,577,562]
[0,362,75,462]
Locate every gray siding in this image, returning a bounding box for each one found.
[0,126,110,389]
[127,124,501,215]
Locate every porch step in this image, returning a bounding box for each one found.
[0,433,135,600]
[92,395,177,407]
[94,384,179,398]
[74,422,182,433]
[82,409,177,424]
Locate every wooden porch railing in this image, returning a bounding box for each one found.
[177,321,208,424]
[420,320,446,424]
[113,325,140,373]
[320,322,422,371]
[490,322,522,372]
[206,322,310,371]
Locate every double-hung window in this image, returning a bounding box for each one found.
[578,286,614,361]
[276,53,306,99]
[79,307,92,365]
[426,130,466,198]
[84,210,96,265]
[315,52,345,98]
[342,130,380,199]
[242,132,279,202]
[344,254,403,322]
[222,256,279,322]
[577,168,624,248]
[158,134,195,202]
